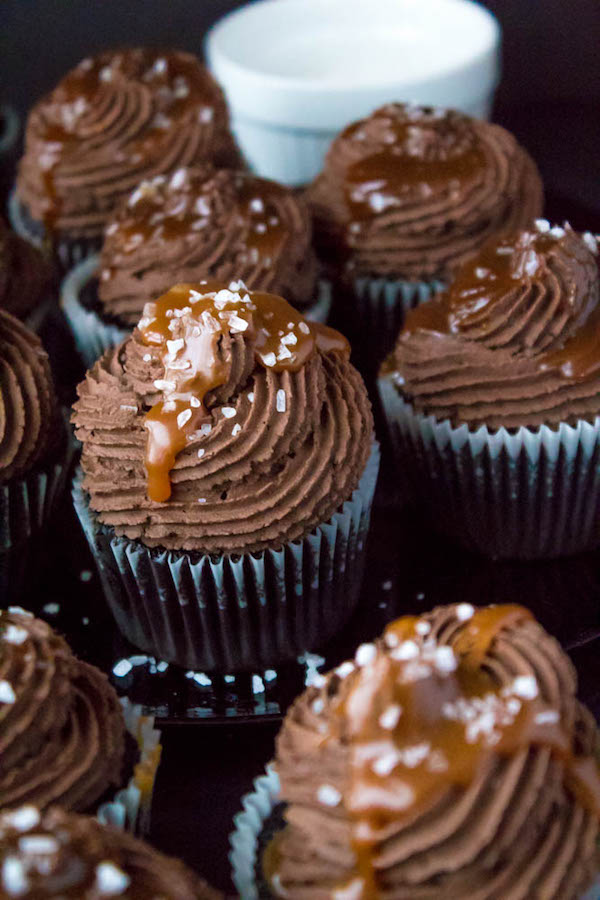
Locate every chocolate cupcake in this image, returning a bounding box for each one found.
[0,310,72,597]
[0,806,220,898]
[378,222,600,558]
[61,165,328,366]
[307,103,543,372]
[72,281,378,670]
[11,49,241,269]
[0,218,54,332]
[231,603,600,899]
[0,608,126,813]
[0,104,20,208]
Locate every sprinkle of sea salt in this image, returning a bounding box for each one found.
[549,225,566,239]
[8,607,33,617]
[198,498,206,504]
[113,660,133,678]
[232,424,242,436]
[276,389,286,412]
[221,407,236,418]
[456,603,474,621]
[247,392,254,402]
[252,675,264,694]
[200,423,212,435]
[4,807,40,832]
[197,449,205,458]
[511,675,538,699]
[0,681,16,704]
[335,661,355,679]
[2,858,29,895]
[382,580,392,591]
[317,784,341,807]
[355,643,376,667]
[262,351,277,367]
[18,836,59,855]
[177,409,192,429]
[95,861,131,895]
[193,673,212,686]
[379,704,402,730]
[535,710,559,724]
[2,625,27,645]
[534,218,550,233]
[583,232,598,254]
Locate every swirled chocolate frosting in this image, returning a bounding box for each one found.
[0,609,126,813]
[307,103,543,281]
[16,49,241,239]
[272,603,600,899]
[385,224,600,429]
[97,166,319,326]
[0,310,59,483]
[0,806,221,898]
[73,281,373,554]
[0,220,53,321]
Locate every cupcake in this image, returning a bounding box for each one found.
[0,608,126,813]
[231,603,600,899]
[378,222,600,559]
[0,218,54,332]
[307,102,543,372]
[72,281,378,671]
[0,806,220,898]
[0,104,20,207]
[0,310,72,597]
[11,49,241,269]
[61,165,328,366]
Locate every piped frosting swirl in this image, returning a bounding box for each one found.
[0,609,125,813]
[73,281,373,554]
[16,49,241,240]
[385,223,600,429]
[97,167,319,326]
[307,103,543,281]
[0,806,221,898]
[272,603,600,899]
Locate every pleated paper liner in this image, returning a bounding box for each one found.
[229,767,600,900]
[330,275,443,379]
[1,412,76,599]
[61,254,332,369]
[72,442,380,672]
[97,697,162,836]
[378,377,600,559]
[8,187,102,273]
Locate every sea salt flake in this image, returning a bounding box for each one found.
[199,107,214,123]
[276,389,286,412]
[18,836,59,856]
[221,407,236,419]
[415,621,431,636]
[2,625,27,645]
[0,681,16,704]
[252,675,264,694]
[379,704,402,730]
[198,498,206,504]
[277,345,292,361]
[177,409,192,429]
[382,580,392,591]
[112,660,132,678]
[169,168,187,190]
[197,449,205,458]
[535,710,559,725]
[335,661,355,679]
[95,861,131,895]
[190,397,201,408]
[247,392,254,402]
[583,232,598,255]
[157,661,169,673]
[510,675,538,700]
[200,423,212,435]
[232,423,242,436]
[456,603,474,621]
[154,379,176,392]
[372,750,400,776]
[193,673,211,686]
[534,218,551,233]
[229,315,249,333]
[8,607,33,617]
[549,225,566,239]
[355,643,376,667]
[317,784,341,807]
[166,338,184,355]
[392,640,419,661]
[249,197,264,213]
[2,857,29,895]
[433,646,457,675]
[312,698,325,715]
[262,352,277,367]
[298,322,310,335]
[4,807,40,832]
[475,267,490,279]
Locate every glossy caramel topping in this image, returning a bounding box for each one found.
[335,605,600,899]
[343,106,486,223]
[138,281,349,502]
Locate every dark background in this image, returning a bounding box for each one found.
[2,2,600,895]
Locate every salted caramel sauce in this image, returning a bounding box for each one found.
[138,281,348,503]
[326,605,600,900]
[343,107,486,228]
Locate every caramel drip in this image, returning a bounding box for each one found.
[138,281,348,502]
[343,111,486,224]
[338,605,600,899]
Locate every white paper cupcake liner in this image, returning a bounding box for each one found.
[378,377,600,559]
[335,276,443,375]
[97,697,162,837]
[61,256,330,368]
[8,187,102,272]
[229,766,281,900]
[61,254,129,367]
[71,441,380,671]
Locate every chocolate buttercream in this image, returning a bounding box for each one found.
[73,281,373,554]
[16,49,241,240]
[0,220,53,320]
[307,103,543,281]
[0,806,220,898]
[0,310,58,483]
[97,167,319,326]
[273,604,600,899]
[0,609,125,813]
[385,224,600,429]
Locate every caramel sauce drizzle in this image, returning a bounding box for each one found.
[325,605,600,899]
[37,51,217,235]
[138,281,349,503]
[400,227,600,382]
[342,108,485,227]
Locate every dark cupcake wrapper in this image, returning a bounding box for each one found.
[61,254,332,369]
[378,376,600,559]
[8,187,102,272]
[332,275,443,377]
[72,442,380,671]
[96,698,162,836]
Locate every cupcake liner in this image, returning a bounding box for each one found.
[97,697,162,836]
[229,765,281,900]
[230,767,600,900]
[378,379,600,559]
[8,187,102,272]
[61,254,129,367]
[334,276,443,376]
[0,105,20,158]
[1,412,76,597]
[61,257,331,368]
[72,441,380,671]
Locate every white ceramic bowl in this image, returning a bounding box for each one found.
[206,0,501,185]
